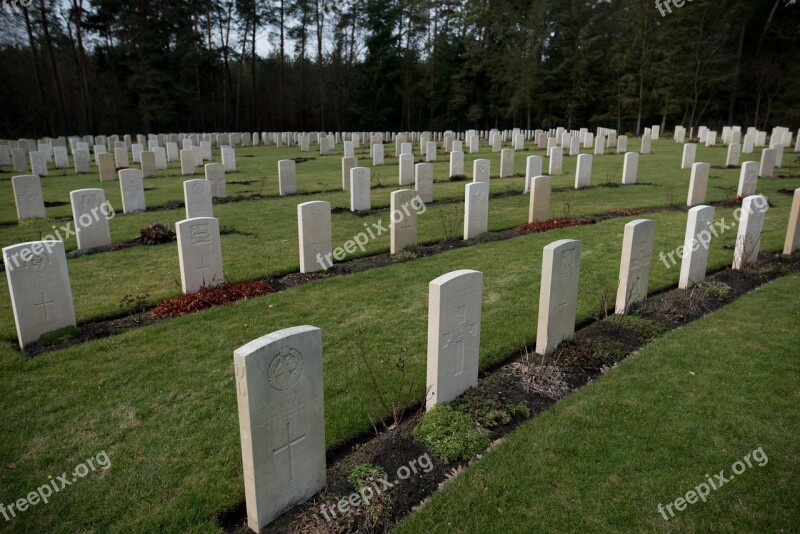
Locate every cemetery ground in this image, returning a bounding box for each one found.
[0,139,799,531]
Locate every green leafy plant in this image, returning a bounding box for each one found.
[347,463,387,490]
[413,404,490,462]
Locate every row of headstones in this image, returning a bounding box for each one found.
[230,188,798,531]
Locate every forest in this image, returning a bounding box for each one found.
[0,0,798,137]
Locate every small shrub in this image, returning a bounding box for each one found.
[695,280,731,300]
[347,463,387,490]
[136,223,175,245]
[413,404,490,462]
[606,314,667,341]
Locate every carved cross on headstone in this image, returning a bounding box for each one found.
[441,305,477,377]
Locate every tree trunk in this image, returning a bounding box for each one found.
[38,0,69,135]
[22,5,51,136]
[727,21,746,125]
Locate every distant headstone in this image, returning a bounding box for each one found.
[415,163,434,203]
[278,159,297,196]
[575,154,592,189]
[70,188,112,250]
[617,135,628,153]
[732,195,768,269]
[500,148,514,177]
[30,151,47,177]
[594,135,605,155]
[726,143,741,167]
[12,174,46,220]
[399,154,414,185]
[548,146,563,175]
[349,167,371,212]
[97,152,116,182]
[166,142,179,162]
[737,161,759,197]
[758,148,775,178]
[2,240,76,349]
[390,189,419,254]
[678,205,715,289]
[180,149,195,175]
[640,134,652,155]
[205,163,226,198]
[54,146,69,169]
[233,325,326,532]
[153,147,167,170]
[183,179,213,219]
[615,219,655,314]
[425,269,483,409]
[222,147,237,172]
[450,150,464,177]
[297,201,332,273]
[119,169,146,213]
[528,175,551,223]
[464,182,489,240]
[687,162,710,206]
[622,152,638,184]
[426,141,437,162]
[176,216,224,293]
[681,143,696,170]
[372,143,384,166]
[140,151,156,178]
[342,156,357,190]
[473,159,490,183]
[536,239,582,356]
[524,156,543,193]
[11,148,27,172]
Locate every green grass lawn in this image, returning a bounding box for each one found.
[395,273,800,533]
[0,138,798,531]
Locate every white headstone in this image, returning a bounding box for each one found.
[678,205,715,289]
[464,182,489,240]
[500,148,515,177]
[473,159,490,183]
[687,162,710,206]
[176,216,224,293]
[372,143,384,166]
[737,161,758,198]
[279,159,297,196]
[548,146,563,175]
[615,219,655,314]
[425,269,483,409]
[342,156,357,190]
[415,163,433,203]
[12,175,46,220]
[184,179,213,219]
[528,175,551,223]
[11,148,27,172]
[54,146,69,169]
[640,135,652,155]
[783,188,800,255]
[732,195,768,269]
[575,154,592,189]
[153,147,167,170]
[349,168,371,212]
[180,149,196,175]
[390,189,419,254]
[222,147,237,172]
[681,143,696,170]
[30,151,47,177]
[450,150,464,178]
[524,156,543,193]
[617,135,628,153]
[119,169,146,213]
[399,154,414,186]
[2,240,76,349]
[70,188,112,250]
[298,201,332,274]
[536,239,582,356]
[233,325,326,532]
[166,142,179,163]
[622,152,639,184]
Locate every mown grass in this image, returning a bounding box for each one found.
[395,274,800,533]
[0,139,797,531]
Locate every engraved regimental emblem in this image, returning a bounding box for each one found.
[268,346,304,391]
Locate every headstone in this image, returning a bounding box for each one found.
[528,176,551,223]
[70,188,112,250]
[594,135,605,156]
[97,152,116,182]
[463,182,489,240]
[500,148,514,177]
[469,134,479,154]
[569,136,580,156]
[640,134,652,155]
[11,148,27,172]
[390,189,419,254]
[548,146,563,175]
[222,147,237,172]
[278,159,297,196]
[200,141,212,161]
[415,163,433,203]
[319,137,330,156]
[349,167,371,212]
[2,240,76,349]
[152,147,167,170]
[399,154,414,185]
[622,152,638,184]
[681,143,696,170]
[233,325,326,532]
[536,239,582,356]
[426,141,437,162]
[743,133,755,154]
[425,269,483,409]
[617,135,628,153]
[678,205,715,289]
[180,149,195,175]
[140,151,156,178]
[615,219,655,314]
[30,151,47,177]
[342,156,357,190]
[524,156,543,193]
[575,154,592,189]
[783,188,800,255]
[131,143,143,164]
[298,201,332,273]
[758,148,775,178]
[450,150,464,177]
[0,145,10,166]
[724,143,741,168]
[343,141,354,158]
[184,179,213,219]
[206,163,226,198]
[54,146,69,169]
[771,143,784,168]
[372,143,384,166]
[687,162,710,206]
[176,216,224,293]
[166,142,179,162]
[12,174,46,220]
[119,169,146,213]
[473,159,490,183]
[737,161,759,197]
[705,131,717,147]
[732,195,768,269]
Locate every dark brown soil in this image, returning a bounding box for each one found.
[218,251,800,534]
